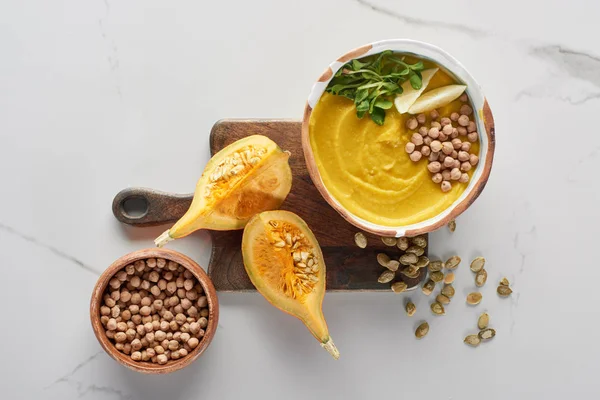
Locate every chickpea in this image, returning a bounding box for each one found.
[152,320,160,331]
[416,113,426,124]
[442,124,453,136]
[168,261,179,272]
[187,317,195,323]
[450,112,459,121]
[126,328,136,341]
[406,118,418,130]
[409,151,422,162]
[458,151,470,162]
[441,170,451,181]
[179,349,189,357]
[130,276,141,289]
[166,282,177,295]
[457,126,467,135]
[441,181,452,192]
[197,329,205,338]
[129,304,140,315]
[451,150,458,159]
[461,142,471,152]
[418,126,428,136]
[428,127,440,139]
[173,305,184,314]
[430,140,442,153]
[451,138,462,150]
[155,330,167,342]
[146,348,156,358]
[177,288,186,299]
[157,258,166,269]
[187,306,199,318]
[148,271,160,283]
[405,142,416,154]
[459,173,470,183]
[140,306,152,316]
[432,173,443,184]
[443,157,454,168]
[175,313,187,325]
[173,331,182,342]
[411,133,424,146]
[146,331,155,343]
[109,278,121,290]
[180,323,191,333]
[450,168,461,180]
[125,264,135,275]
[428,151,439,162]
[100,306,111,316]
[442,142,454,155]
[469,154,479,166]
[458,115,469,127]
[150,285,161,297]
[438,132,448,141]
[180,332,191,343]
[427,161,442,173]
[467,132,478,142]
[115,342,124,351]
[104,297,116,308]
[431,121,441,129]
[120,291,131,303]
[467,121,477,133]
[175,276,185,289]
[131,351,143,361]
[163,271,173,281]
[460,104,473,116]
[423,136,432,146]
[198,317,208,329]
[140,280,150,291]
[106,318,117,331]
[142,322,153,333]
[184,343,192,352]
[123,343,132,354]
[110,291,120,302]
[114,332,127,343]
[430,109,439,120]
[451,128,459,139]
[116,322,127,332]
[133,260,145,272]
[157,279,167,291]
[157,354,168,365]
[131,314,142,325]
[461,162,472,172]
[111,306,120,318]
[438,152,446,162]
[169,321,179,332]
[459,93,468,102]
[141,315,153,324]
[180,298,192,310]
[101,316,110,326]
[163,311,174,321]
[165,334,173,343]
[440,117,451,126]
[188,338,200,349]
[421,145,431,157]
[170,296,180,307]
[168,340,179,351]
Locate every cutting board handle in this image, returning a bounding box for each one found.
[112,187,193,227]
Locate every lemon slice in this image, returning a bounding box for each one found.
[407,84,467,114]
[394,68,438,114]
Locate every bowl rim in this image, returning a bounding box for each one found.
[301,39,496,237]
[90,248,219,374]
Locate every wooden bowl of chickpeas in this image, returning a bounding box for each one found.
[90,248,219,374]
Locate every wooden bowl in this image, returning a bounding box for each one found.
[301,39,496,237]
[90,248,219,374]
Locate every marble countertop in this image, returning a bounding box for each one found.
[1,0,599,398]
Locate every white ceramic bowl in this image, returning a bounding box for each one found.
[301,39,495,237]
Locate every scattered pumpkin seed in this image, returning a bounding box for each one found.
[464,334,480,347]
[478,328,496,341]
[411,236,427,248]
[428,260,444,272]
[391,281,408,293]
[406,246,425,256]
[475,269,487,287]
[415,256,430,269]
[448,219,456,232]
[444,272,455,284]
[378,270,395,283]
[436,294,451,305]
[470,257,485,272]
[415,322,429,338]
[430,271,444,283]
[354,232,367,248]
[377,253,391,267]
[445,255,461,270]
[430,302,445,315]
[500,277,510,286]
[405,301,416,317]
[386,260,400,272]
[497,285,513,297]
[396,237,409,251]
[478,313,489,330]
[422,279,435,296]
[441,284,455,298]
[466,292,483,305]
[381,236,397,246]
[400,253,418,265]
[400,265,420,279]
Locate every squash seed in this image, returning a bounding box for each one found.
[354,232,367,248]
[400,265,420,279]
[441,284,455,298]
[405,301,416,317]
[445,255,461,270]
[378,270,395,283]
[467,292,483,305]
[415,322,429,338]
[430,302,445,315]
[448,219,456,232]
[444,272,455,284]
[411,236,427,248]
[475,269,487,287]
[497,285,513,297]
[400,253,418,265]
[391,281,408,293]
[406,246,425,256]
[381,237,397,246]
[470,257,485,272]
[428,260,444,272]
[500,277,510,286]
[377,253,391,267]
[478,328,496,341]
[464,334,480,347]
[415,256,430,269]
[478,313,489,330]
[386,260,400,272]
[430,271,444,283]
[422,279,435,296]
[396,237,409,251]
[436,294,451,305]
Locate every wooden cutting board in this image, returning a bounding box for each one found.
[112,119,427,291]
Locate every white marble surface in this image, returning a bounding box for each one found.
[1,0,599,398]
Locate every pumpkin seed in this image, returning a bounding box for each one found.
[400,265,420,279]
[354,232,367,248]
[415,256,430,269]
[464,334,480,347]
[378,270,395,283]
[386,260,400,272]
[400,253,418,265]
[377,253,391,267]
[396,237,409,251]
[415,322,429,338]
[441,284,455,298]
[478,313,489,330]
[467,292,483,305]
[500,277,510,286]
[391,281,408,293]
[475,269,487,287]
[445,255,461,270]
[422,279,435,296]
[470,257,485,272]
[405,301,416,317]
[428,260,444,272]
[448,219,456,232]
[478,328,496,341]
[381,236,397,246]
[436,294,451,305]
[444,272,455,284]
[406,246,425,256]
[430,302,445,315]
[411,236,427,248]
[430,271,444,283]
[497,285,513,297]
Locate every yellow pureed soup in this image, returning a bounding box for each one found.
[309,64,480,227]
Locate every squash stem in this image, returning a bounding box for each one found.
[154,230,174,248]
[320,337,340,360]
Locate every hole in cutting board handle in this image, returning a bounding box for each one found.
[120,196,149,219]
